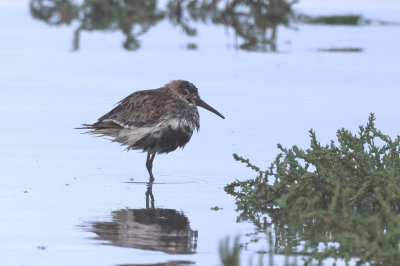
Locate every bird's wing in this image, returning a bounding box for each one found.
[97,89,177,128]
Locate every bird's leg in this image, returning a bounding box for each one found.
[146,152,156,181]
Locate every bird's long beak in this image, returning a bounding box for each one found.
[196,98,225,119]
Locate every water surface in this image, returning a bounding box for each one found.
[1,0,400,265]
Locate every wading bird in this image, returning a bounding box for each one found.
[79,80,225,181]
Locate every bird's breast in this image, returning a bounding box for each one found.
[144,117,196,154]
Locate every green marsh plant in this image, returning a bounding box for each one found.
[225,114,400,265]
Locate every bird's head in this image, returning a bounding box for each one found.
[170,80,225,119]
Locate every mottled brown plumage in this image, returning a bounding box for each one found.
[79,80,224,180]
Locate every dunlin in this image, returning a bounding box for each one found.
[79,80,224,180]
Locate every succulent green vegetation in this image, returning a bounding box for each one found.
[219,234,299,266]
[317,47,363,53]
[186,43,198,50]
[297,14,400,26]
[225,114,400,265]
[297,15,363,25]
[220,236,241,266]
[117,261,195,266]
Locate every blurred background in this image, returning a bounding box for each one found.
[1,0,399,265]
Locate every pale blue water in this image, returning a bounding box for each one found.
[1,1,399,265]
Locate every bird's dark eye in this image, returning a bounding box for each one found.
[188,83,198,94]
[182,89,188,95]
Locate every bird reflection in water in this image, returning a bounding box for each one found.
[83,181,198,255]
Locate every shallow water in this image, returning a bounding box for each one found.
[1,0,400,265]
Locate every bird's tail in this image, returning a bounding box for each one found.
[75,122,122,137]
[75,124,94,130]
